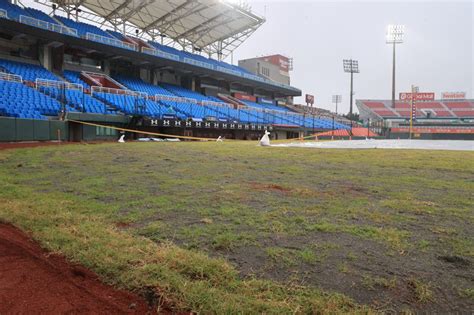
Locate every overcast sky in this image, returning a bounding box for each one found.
[24,0,473,113]
[230,0,473,113]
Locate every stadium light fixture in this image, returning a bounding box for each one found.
[343,59,359,73]
[342,59,359,122]
[386,25,405,43]
[386,24,405,109]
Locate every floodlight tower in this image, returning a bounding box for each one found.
[386,25,405,109]
[343,59,359,120]
[331,95,342,136]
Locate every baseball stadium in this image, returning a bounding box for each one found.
[0,0,473,313]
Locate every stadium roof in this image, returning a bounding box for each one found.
[48,0,265,59]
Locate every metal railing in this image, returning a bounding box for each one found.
[183,58,214,70]
[154,94,186,103]
[0,8,7,19]
[20,15,78,36]
[141,47,180,61]
[153,93,311,125]
[216,66,241,77]
[91,85,146,97]
[35,78,83,91]
[200,100,230,108]
[85,32,137,51]
[0,72,22,82]
[82,71,128,90]
[154,94,231,109]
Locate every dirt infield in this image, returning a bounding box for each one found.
[0,222,150,314]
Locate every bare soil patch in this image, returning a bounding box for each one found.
[0,222,151,314]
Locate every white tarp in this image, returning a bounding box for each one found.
[273,139,474,151]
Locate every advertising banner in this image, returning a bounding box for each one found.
[305,94,315,105]
[233,93,257,102]
[399,92,435,101]
[441,92,466,100]
[257,97,274,105]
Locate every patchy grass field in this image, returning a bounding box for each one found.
[0,142,473,313]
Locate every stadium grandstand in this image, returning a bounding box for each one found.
[0,0,351,142]
[357,98,474,140]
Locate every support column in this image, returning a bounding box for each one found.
[103,59,111,75]
[191,77,196,92]
[42,45,53,72]
[140,68,149,83]
[152,70,159,85]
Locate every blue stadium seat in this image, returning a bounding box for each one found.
[0,0,28,21]
[38,85,110,114]
[0,58,58,82]
[63,70,91,89]
[24,7,59,24]
[0,79,61,119]
[54,15,114,39]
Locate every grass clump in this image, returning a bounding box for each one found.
[362,275,397,290]
[265,247,298,267]
[211,231,241,251]
[299,247,318,264]
[408,278,433,303]
[458,288,474,300]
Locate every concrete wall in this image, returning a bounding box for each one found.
[158,71,180,85]
[0,117,68,142]
[238,58,290,86]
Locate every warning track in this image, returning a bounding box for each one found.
[0,222,150,314]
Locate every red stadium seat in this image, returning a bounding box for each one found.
[444,102,473,109]
[433,111,454,117]
[416,102,444,109]
[363,101,385,108]
[452,110,474,117]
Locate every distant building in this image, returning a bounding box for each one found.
[238,54,293,86]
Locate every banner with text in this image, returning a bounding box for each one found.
[441,92,466,100]
[399,92,435,101]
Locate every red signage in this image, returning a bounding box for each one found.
[261,54,291,72]
[442,92,466,100]
[399,92,435,101]
[233,93,256,102]
[305,94,314,105]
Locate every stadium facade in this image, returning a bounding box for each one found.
[238,55,293,91]
[0,0,351,142]
[357,97,474,140]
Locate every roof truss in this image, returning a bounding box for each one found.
[41,0,264,60]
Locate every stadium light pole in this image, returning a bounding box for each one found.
[332,95,342,116]
[343,59,359,125]
[332,95,342,136]
[386,25,405,109]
